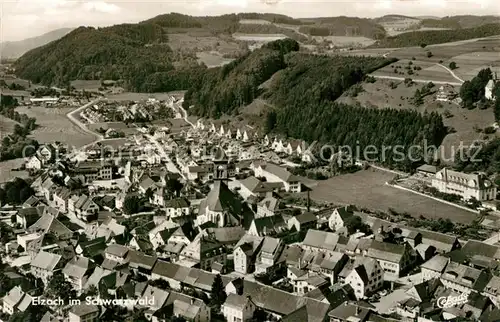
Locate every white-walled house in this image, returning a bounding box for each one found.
[328,206,354,231]
[2,286,32,316]
[165,198,190,218]
[341,257,383,300]
[223,294,256,322]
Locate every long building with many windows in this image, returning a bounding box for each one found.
[431,168,496,201]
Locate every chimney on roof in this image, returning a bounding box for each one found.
[191,297,195,305]
[355,306,361,316]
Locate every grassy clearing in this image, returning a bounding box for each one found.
[337,79,496,163]
[0,159,28,184]
[196,52,234,67]
[15,106,95,148]
[167,33,240,54]
[309,169,476,224]
[0,116,19,135]
[372,60,458,83]
[70,80,102,91]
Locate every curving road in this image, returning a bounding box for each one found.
[436,64,465,84]
[369,75,463,86]
[177,102,195,129]
[67,99,104,142]
[66,99,104,158]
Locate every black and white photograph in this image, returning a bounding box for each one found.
[1,0,500,321]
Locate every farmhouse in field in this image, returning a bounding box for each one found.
[431,168,496,201]
[436,84,458,102]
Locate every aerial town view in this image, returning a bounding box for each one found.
[1,1,500,321]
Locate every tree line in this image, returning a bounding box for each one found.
[0,95,39,161]
[184,40,445,171]
[372,23,500,48]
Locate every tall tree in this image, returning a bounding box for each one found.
[210,274,227,308]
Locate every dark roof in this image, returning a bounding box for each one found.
[293,212,318,224]
[328,303,372,321]
[165,198,190,209]
[126,250,157,270]
[252,215,287,236]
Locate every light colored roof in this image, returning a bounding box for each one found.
[261,236,280,254]
[63,256,93,279]
[31,250,62,271]
[258,195,280,212]
[224,293,251,310]
[420,255,449,273]
[260,163,299,182]
[240,176,272,193]
[140,285,169,310]
[302,230,343,251]
[435,168,494,190]
[3,286,24,308]
[28,213,72,237]
[367,239,406,263]
[105,244,129,257]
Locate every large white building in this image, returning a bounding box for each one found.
[486,79,496,101]
[431,168,496,201]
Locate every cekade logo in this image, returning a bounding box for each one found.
[437,293,468,308]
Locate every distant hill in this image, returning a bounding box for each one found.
[0,28,73,59]
[13,13,305,91]
[372,15,419,24]
[371,23,500,48]
[299,16,387,39]
[420,15,500,29]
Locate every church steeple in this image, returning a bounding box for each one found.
[213,147,229,181]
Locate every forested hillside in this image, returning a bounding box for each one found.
[299,17,387,39]
[184,39,446,170]
[420,15,500,29]
[14,24,174,87]
[185,39,299,118]
[372,23,500,48]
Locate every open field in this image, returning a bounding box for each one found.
[167,33,240,55]
[309,169,477,224]
[311,36,376,47]
[0,116,19,135]
[105,92,175,101]
[239,19,272,25]
[381,37,500,81]
[372,59,459,83]
[70,80,102,91]
[0,159,28,184]
[196,52,234,67]
[337,79,495,162]
[232,33,287,42]
[15,106,95,148]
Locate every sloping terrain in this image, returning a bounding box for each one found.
[0,28,73,59]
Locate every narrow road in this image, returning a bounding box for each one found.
[145,134,185,179]
[369,75,463,86]
[176,101,195,129]
[369,164,408,177]
[66,99,104,158]
[67,99,104,141]
[436,64,465,84]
